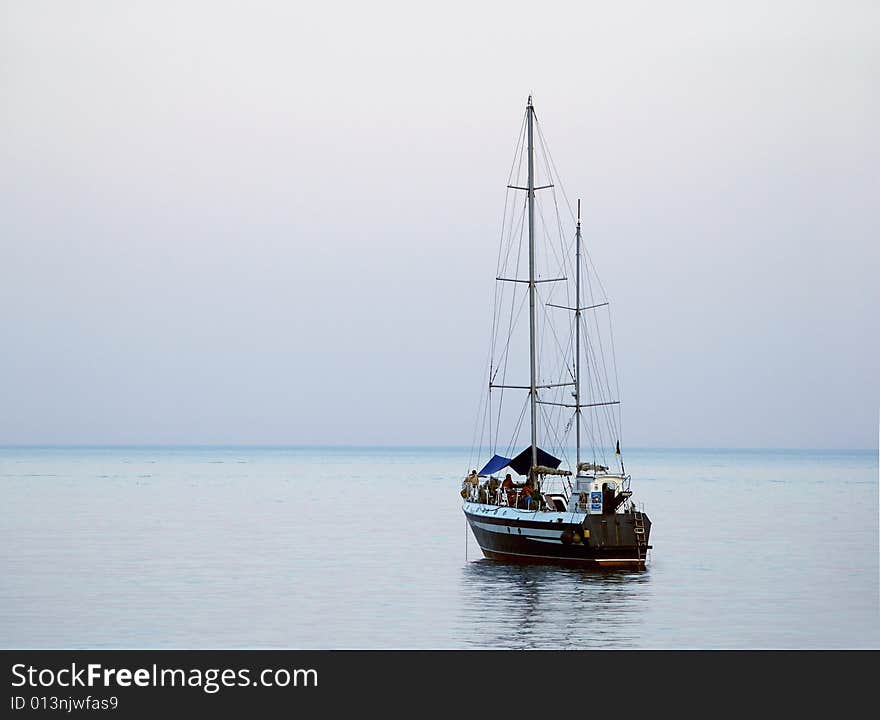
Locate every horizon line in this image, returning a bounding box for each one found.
[0,443,876,453]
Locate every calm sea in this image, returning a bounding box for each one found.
[1,446,877,649]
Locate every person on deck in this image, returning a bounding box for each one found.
[478,482,489,504]
[487,477,500,504]
[521,482,533,509]
[502,474,515,506]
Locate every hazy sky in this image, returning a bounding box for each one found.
[1,1,877,448]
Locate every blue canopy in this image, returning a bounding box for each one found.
[509,446,562,476]
[477,446,563,477]
[478,454,512,476]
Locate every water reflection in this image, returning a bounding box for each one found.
[457,560,651,648]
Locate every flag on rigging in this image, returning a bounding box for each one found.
[615,440,621,455]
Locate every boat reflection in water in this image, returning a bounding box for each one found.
[457,560,651,649]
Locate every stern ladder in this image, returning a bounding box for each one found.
[633,508,647,567]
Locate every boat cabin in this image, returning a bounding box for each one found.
[565,474,632,514]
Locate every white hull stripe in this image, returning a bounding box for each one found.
[464,506,587,523]
[468,520,568,541]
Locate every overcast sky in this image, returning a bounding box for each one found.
[1,1,877,448]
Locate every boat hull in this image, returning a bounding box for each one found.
[464,504,651,569]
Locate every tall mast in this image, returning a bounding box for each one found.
[575,198,582,471]
[527,96,538,474]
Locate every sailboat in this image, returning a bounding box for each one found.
[461,96,652,568]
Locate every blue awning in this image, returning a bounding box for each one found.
[478,454,512,476]
[508,446,562,476]
[478,446,563,477]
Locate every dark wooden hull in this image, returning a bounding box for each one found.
[465,507,651,569]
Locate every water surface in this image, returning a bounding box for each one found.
[1,446,877,648]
